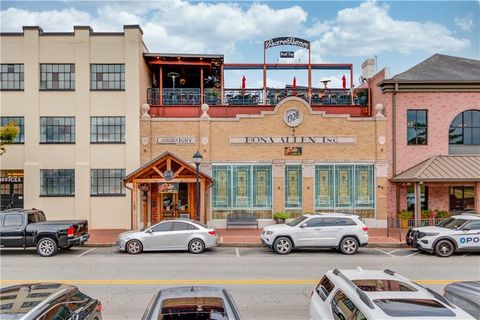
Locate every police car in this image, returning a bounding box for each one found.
[406,213,480,257]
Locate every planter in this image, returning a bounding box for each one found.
[275,219,285,224]
[400,219,410,230]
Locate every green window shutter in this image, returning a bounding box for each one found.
[285,165,302,208]
[212,165,231,209]
[253,165,272,208]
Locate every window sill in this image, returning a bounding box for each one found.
[90,142,126,144]
[40,89,75,92]
[39,142,76,145]
[91,194,126,197]
[40,195,75,197]
[90,89,125,92]
[0,89,24,91]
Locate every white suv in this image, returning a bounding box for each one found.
[260,213,368,255]
[407,214,480,257]
[310,268,474,320]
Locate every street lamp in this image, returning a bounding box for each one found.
[193,151,203,221]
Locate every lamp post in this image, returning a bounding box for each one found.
[193,151,203,221]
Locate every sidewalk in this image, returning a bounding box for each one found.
[88,227,407,247]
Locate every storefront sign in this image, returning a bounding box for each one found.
[163,170,174,181]
[0,177,23,183]
[158,183,179,193]
[264,37,310,49]
[156,136,195,145]
[280,51,294,58]
[285,147,302,156]
[284,108,303,127]
[230,136,356,144]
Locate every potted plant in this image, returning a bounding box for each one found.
[398,210,413,229]
[273,212,289,224]
[434,209,449,223]
[421,209,432,226]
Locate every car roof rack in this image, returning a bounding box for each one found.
[383,269,395,276]
[332,269,375,309]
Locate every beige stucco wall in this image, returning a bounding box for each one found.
[141,97,389,227]
[0,26,147,229]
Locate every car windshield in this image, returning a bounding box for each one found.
[286,216,308,227]
[159,297,228,320]
[373,299,455,317]
[436,218,468,229]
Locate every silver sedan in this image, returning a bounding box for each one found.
[116,219,218,254]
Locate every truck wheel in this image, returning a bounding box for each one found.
[434,240,454,257]
[37,238,58,257]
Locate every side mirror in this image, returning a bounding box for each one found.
[462,227,470,232]
[300,223,307,228]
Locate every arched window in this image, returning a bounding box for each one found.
[449,109,480,145]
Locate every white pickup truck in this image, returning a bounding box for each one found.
[406,213,480,257]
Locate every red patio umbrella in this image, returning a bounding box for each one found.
[293,77,297,96]
[342,75,347,90]
[241,75,246,95]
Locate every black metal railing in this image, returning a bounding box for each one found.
[224,88,263,105]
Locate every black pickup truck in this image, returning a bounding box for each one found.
[0,208,89,257]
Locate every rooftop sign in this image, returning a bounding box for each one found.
[264,37,310,50]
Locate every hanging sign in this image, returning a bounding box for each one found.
[280,51,295,58]
[264,37,310,49]
[158,183,179,193]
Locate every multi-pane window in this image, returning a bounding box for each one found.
[315,164,375,210]
[40,117,75,143]
[40,169,75,196]
[90,64,125,90]
[212,165,272,210]
[285,165,302,209]
[90,117,125,143]
[0,64,24,90]
[449,186,475,211]
[40,64,75,90]
[0,117,24,143]
[91,169,126,196]
[449,109,480,145]
[407,110,428,145]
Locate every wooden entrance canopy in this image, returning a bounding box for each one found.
[124,151,213,229]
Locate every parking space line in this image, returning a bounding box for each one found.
[374,248,396,257]
[76,248,96,258]
[405,251,420,258]
[235,248,240,258]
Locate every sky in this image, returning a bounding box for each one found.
[1,0,479,88]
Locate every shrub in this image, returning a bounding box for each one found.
[273,212,289,220]
[398,210,413,220]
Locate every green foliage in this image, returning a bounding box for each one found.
[434,209,450,218]
[273,212,289,221]
[0,122,20,155]
[398,210,413,220]
[421,209,432,219]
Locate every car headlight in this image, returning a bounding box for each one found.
[265,231,273,235]
[418,232,439,238]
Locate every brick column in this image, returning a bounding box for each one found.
[475,182,480,213]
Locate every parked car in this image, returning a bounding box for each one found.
[310,268,474,320]
[142,286,241,320]
[406,213,480,257]
[0,208,89,257]
[444,281,480,319]
[116,219,217,254]
[0,283,102,320]
[260,213,368,255]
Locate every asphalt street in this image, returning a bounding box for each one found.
[1,246,479,320]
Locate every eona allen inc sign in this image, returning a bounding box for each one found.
[229,136,356,144]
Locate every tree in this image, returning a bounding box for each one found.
[0,122,20,155]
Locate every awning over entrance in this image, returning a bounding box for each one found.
[124,151,213,229]
[391,155,480,183]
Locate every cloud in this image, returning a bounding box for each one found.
[308,0,470,56]
[454,13,475,32]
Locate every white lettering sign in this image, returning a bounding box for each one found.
[229,136,356,144]
[156,136,196,145]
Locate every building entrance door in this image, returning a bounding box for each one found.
[158,183,192,220]
[0,175,24,211]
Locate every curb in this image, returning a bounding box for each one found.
[84,243,407,248]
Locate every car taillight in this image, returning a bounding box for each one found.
[96,302,102,312]
[67,226,75,237]
[208,230,216,236]
[362,226,369,231]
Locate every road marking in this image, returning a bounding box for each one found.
[76,248,96,258]
[0,279,460,285]
[463,253,470,257]
[406,251,420,258]
[374,248,396,257]
[235,248,240,257]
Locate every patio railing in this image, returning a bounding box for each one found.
[224,88,263,105]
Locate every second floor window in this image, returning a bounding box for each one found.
[40,64,75,90]
[91,169,126,196]
[91,117,125,143]
[40,117,75,143]
[90,64,125,90]
[0,64,24,90]
[0,117,24,143]
[40,169,75,196]
[407,110,427,145]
